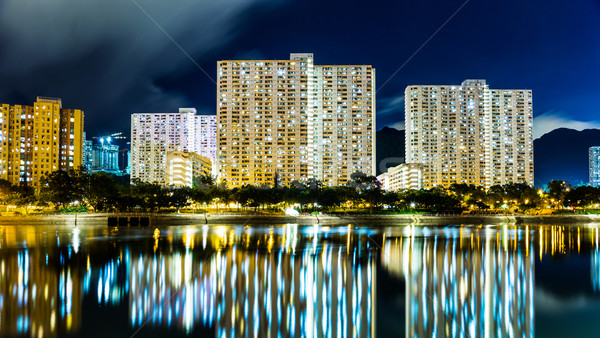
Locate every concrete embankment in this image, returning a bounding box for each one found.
[1,213,600,226]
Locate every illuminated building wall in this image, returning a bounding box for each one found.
[319,64,375,186]
[131,109,216,184]
[91,139,120,174]
[166,151,212,187]
[0,97,84,189]
[195,114,217,166]
[82,134,93,173]
[382,227,534,337]
[381,163,423,191]
[217,53,375,188]
[589,146,600,187]
[405,80,533,189]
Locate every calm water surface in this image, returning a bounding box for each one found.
[1,223,600,337]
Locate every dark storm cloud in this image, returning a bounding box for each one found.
[1,0,599,138]
[0,0,285,135]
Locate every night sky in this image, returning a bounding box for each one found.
[1,0,599,138]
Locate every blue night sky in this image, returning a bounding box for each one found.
[0,0,599,138]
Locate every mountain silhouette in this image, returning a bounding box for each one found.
[376,127,405,175]
[534,128,600,187]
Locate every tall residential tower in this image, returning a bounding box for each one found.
[590,146,600,187]
[405,80,533,189]
[131,108,216,185]
[217,53,375,187]
[0,97,84,189]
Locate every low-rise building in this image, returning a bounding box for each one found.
[380,163,423,191]
[166,151,212,187]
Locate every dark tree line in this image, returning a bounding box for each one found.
[1,169,599,214]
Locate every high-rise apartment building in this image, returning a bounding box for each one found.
[195,115,217,162]
[131,108,216,184]
[405,80,533,189]
[0,97,84,188]
[217,53,375,188]
[590,147,600,187]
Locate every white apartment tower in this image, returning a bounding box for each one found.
[590,146,600,187]
[131,108,216,184]
[217,53,375,187]
[405,80,533,189]
[195,114,217,163]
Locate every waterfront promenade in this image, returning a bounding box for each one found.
[1,212,600,226]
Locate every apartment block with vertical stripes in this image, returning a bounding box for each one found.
[217,53,375,188]
[405,80,533,189]
[0,97,84,189]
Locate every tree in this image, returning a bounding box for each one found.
[190,188,211,205]
[84,172,120,212]
[194,173,216,190]
[547,180,571,207]
[7,185,37,215]
[168,186,192,212]
[0,179,13,204]
[317,187,343,209]
[129,180,169,212]
[565,186,600,208]
[40,169,86,210]
[349,171,381,192]
[349,172,382,209]
[449,183,486,208]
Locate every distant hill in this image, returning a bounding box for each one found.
[534,128,600,187]
[376,127,405,175]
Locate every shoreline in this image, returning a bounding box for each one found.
[1,213,600,226]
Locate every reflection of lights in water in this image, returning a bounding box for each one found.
[7,224,600,337]
[72,228,80,254]
[183,228,195,250]
[202,225,208,249]
[593,226,600,292]
[85,228,376,336]
[1,245,81,336]
[382,227,534,337]
[592,248,600,292]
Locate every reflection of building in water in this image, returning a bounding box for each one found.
[91,225,376,336]
[0,226,106,337]
[0,249,82,337]
[592,227,600,292]
[382,226,534,337]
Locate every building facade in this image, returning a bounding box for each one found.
[83,133,93,173]
[91,138,120,174]
[195,114,217,163]
[384,163,423,191]
[166,151,211,187]
[131,109,216,185]
[0,97,84,188]
[405,80,533,189]
[590,146,600,187]
[217,53,375,188]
